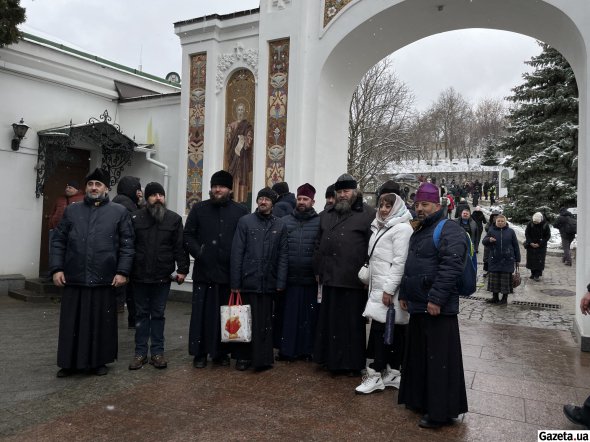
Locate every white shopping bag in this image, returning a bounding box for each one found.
[220,291,252,343]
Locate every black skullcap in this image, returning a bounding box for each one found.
[257,187,278,204]
[84,168,110,188]
[272,182,289,196]
[210,170,233,190]
[144,182,165,199]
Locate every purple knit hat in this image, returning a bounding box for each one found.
[414,182,440,204]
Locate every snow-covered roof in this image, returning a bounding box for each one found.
[387,158,506,174]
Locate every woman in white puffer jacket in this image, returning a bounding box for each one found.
[355,192,413,394]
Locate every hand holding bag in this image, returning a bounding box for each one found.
[512,264,521,288]
[220,291,252,343]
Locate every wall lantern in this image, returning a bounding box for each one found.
[12,118,30,151]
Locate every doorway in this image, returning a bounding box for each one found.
[39,148,90,277]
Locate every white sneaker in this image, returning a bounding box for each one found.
[355,367,385,394]
[382,365,401,389]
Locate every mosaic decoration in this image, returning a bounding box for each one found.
[186,53,207,212]
[324,0,354,27]
[265,39,290,187]
[224,69,256,206]
[216,43,258,94]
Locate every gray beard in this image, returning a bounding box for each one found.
[334,199,352,215]
[147,202,166,223]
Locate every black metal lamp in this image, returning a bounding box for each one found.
[12,118,30,151]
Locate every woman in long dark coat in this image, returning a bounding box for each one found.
[524,212,551,281]
[482,210,500,276]
[482,214,521,305]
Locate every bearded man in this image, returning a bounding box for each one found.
[184,170,249,368]
[127,182,189,370]
[398,182,468,429]
[313,173,374,374]
[49,168,134,377]
[278,183,320,361]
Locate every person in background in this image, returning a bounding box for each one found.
[48,180,84,232]
[553,207,577,267]
[454,208,479,250]
[112,176,142,326]
[278,183,320,362]
[563,287,590,429]
[323,184,336,211]
[355,192,412,394]
[454,198,470,219]
[482,210,501,277]
[470,206,486,253]
[272,182,296,218]
[482,214,520,305]
[524,212,551,281]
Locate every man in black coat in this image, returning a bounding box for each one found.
[313,173,374,374]
[184,171,249,369]
[50,168,134,377]
[230,187,289,371]
[398,182,468,429]
[112,175,141,326]
[454,207,479,252]
[278,183,320,361]
[128,182,190,370]
[272,181,296,217]
[554,207,576,266]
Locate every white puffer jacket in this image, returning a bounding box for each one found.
[362,209,413,324]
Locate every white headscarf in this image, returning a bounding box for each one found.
[532,212,543,223]
[376,193,408,227]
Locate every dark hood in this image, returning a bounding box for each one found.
[116,176,141,203]
[559,207,573,217]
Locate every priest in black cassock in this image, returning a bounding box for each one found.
[50,168,134,377]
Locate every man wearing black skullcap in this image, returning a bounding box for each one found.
[313,173,375,375]
[184,170,249,369]
[127,182,190,370]
[49,168,135,377]
[323,184,336,211]
[230,187,288,371]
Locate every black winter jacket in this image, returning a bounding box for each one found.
[554,209,576,241]
[454,218,479,250]
[482,224,521,273]
[313,194,375,289]
[399,209,466,315]
[272,192,296,218]
[184,199,249,284]
[524,221,551,271]
[112,176,141,212]
[231,211,289,293]
[131,208,190,283]
[49,195,135,286]
[282,208,320,286]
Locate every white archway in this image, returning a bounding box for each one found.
[305,0,589,347]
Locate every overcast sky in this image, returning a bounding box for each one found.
[19,0,540,111]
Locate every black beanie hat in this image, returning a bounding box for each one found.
[257,187,278,204]
[334,173,357,191]
[325,184,336,199]
[210,170,233,189]
[85,168,110,188]
[272,182,289,196]
[378,180,401,197]
[144,182,165,199]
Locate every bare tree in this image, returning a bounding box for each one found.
[348,58,415,191]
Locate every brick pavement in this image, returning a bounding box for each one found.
[0,248,586,441]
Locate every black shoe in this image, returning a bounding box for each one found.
[212,355,230,366]
[563,405,590,429]
[275,353,295,362]
[56,368,73,378]
[498,295,508,305]
[94,365,108,376]
[236,359,251,371]
[529,275,535,279]
[534,276,540,281]
[418,415,453,429]
[193,356,207,369]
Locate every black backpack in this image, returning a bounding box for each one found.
[564,217,577,235]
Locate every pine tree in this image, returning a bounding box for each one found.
[0,0,26,48]
[502,42,578,222]
[480,136,499,166]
